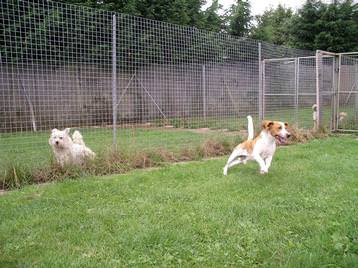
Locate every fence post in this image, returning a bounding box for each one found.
[112,14,117,147]
[262,59,266,120]
[202,64,206,121]
[295,58,299,127]
[315,50,323,129]
[355,58,358,124]
[336,54,342,130]
[331,55,339,131]
[258,42,263,121]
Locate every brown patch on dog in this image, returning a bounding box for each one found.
[237,120,289,152]
[269,122,284,137]
[262,120,274,130]
[236,136,260,154]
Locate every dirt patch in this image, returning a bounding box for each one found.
[192,127,210,133]
[187,128,241,136]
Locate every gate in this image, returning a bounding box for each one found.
[337,52,358,131]
[262,54,335,130]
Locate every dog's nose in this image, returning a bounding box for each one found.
[287,134,291,138]
[56,141,59,145]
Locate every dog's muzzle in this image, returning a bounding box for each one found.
[275,134,290,145]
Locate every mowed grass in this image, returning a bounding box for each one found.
[0,106,333,170]
[1,136,357,267]
[0,127,239,170]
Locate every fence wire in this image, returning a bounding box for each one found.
[338,53,358,130]
[0,0,351,169]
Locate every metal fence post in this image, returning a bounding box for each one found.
[355,59,358,124]
[258,42,263,121]
[315,50,323,129]
[331,55,339,131]
[336,54,342,130]
[202,64,206,121]
[295,58,299,126]
[112,14,117,147]
[262,59,266,120]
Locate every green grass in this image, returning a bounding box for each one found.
[161,106,333,131]
[0,127,238,170]
[0,106,333,170]
[1,136,357,267]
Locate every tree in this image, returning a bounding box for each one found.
[287,0,358,52]
[313,0,358,52]
[251,5,293,46]
[202,0,225,32]
[58,0,207,29]
[226,0,252,37]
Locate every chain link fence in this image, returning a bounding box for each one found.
[0,0,356,169]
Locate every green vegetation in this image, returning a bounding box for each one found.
[287,0,358,52]
[226,0,252,37]
[0,126,241,189]
[0,105,336,189]
[251,5,293,46]
[0,106,333,168]
[0,136,357,267]
[0,127,237,169]
[2,0,356,68]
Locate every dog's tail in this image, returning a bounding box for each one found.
[72,130,85,146]
[247,115,254,140]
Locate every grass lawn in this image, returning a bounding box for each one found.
[0,127,239,170]
[1,136,357,267]
[0,106,335,171]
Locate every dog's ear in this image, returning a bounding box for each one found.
[64,128,71,135]
[262,120,274,129]
[51,128,58,133]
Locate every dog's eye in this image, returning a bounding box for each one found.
[278,126,282,130]
[59,137,63,139]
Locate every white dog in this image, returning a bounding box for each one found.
[339,112,347,122]
[312,104,318,130]
[49,128,95,166]
[223,116,290,175]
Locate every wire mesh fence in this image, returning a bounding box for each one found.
[338,53,358,130]
[0,0,356,170]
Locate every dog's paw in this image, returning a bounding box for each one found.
[223,167,228,176]
[260,169,268,175]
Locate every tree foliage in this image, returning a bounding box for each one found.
[226,0,252,37]
[251,5,293,46]
[58,0,206,29]
[1,0,357,69]
[202,0,225,32]
[287,0,358,52]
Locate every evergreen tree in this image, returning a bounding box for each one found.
[202,0,225,32]
[226,0,252,37]
[58,0,206,29]
[288,0,357,52]
[314,0,358,51]
[251,5,293,46]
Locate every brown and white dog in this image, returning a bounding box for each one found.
[223,116,290,175]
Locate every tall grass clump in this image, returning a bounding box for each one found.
[0,128,329,190]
